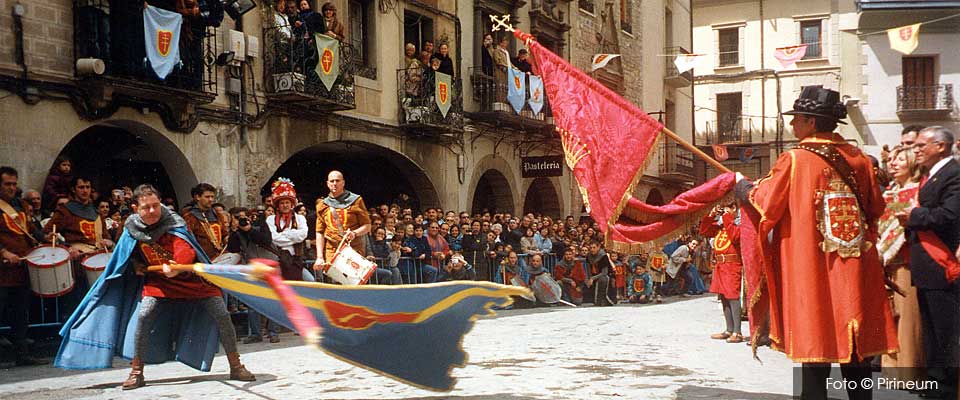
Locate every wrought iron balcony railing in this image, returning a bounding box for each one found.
[897,84,954,114]
[467,67,553,126]
[396,68,464,131]
[702,117,756,144]
[659,141,695,180]
[72,0,217,96]
[263,25,356,110]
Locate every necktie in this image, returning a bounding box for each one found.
[920,173,929,189]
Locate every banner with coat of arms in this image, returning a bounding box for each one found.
[143,5,182,79]
[888,23,921,55]
[315,33,340,91]
[507,67,526,114]
[528,75,544,115]
[435,71,453,118]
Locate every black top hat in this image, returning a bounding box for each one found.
[783,86,848,125]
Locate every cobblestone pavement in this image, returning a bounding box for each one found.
[0,296,920,399]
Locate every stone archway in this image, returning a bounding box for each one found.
[467,154,519,216]
[645,188,665,206]
[522,177,562,218]
[263,141,441,211]
[49,121,199,207]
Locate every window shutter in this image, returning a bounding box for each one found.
[737,26,744,66]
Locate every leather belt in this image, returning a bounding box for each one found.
[714,253,741,264]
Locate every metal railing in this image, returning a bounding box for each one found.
[897,84,954,112]
[263,25,356,107]
[72,0,218,94]
[396,68,465,129]
[468,67,552,122]
[702,117,755,144]
[659,141,696,177]
[664,46,693,84]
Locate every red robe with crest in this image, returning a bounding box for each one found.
[699,212,742,300]
[747,133,897,363]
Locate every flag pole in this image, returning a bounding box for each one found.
[659,126,733,174]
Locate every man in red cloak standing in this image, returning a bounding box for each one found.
[735,87,898,399]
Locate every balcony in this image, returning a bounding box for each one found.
[72,0,218,129]
[659,141,695,182]
[262,27,356,112]
[664,47,693,88]
[396,68,464,137]
[897,84,954,120]
[466,68,554,132]
[701,117,757,144]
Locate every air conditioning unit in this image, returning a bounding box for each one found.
[224,29,246,64]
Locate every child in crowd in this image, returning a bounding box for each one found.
[627,263,653,304]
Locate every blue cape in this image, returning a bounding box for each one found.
[54,226,221,371]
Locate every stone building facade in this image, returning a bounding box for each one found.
[0,0,692,216]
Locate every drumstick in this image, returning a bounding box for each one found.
[51,225,57,247]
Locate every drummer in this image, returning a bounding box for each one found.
[313,171,372,277]
[43,176,114,260]
[181,183,228,261]
[0,166,44,365]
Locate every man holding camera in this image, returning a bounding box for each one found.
[226,207,282,343]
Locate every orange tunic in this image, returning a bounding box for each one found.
[0,199,33,287]
[748,133,898,363]
[699,212,742,299]
[45,202,110,247]
[181,207,227,260]
[316,196,370,263]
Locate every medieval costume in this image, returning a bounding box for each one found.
[699,211,744,342]
[553,256,586,305]
[626,267,653,304]
[45,199,112,254]
[0,195,45,365]
[737,87,897,399]
[181,203,227,260]
[267,178,309,280]
[316,190,370,264]
[55,205,255,389]
[586,249,615,306]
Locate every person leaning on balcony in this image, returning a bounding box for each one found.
[481,34,495,77]
[514,49,532,74]
[320,2,344,41]
[403,43,422,97]
[492,36,511,103]
[435,43,454,77]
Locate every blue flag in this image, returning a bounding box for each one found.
[143,5,182,79]
[739,147,755,162]
[507,67,526,114]
[528,74,544,115]
[199,271,529,391]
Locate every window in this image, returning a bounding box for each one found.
[902,56,936,109]
[663,7,672,45]
[800,20,822,59]
[718,28,739,67]
[716,92,742,143]
[579,0,594,14]
[349,0,376,79]
[620,0,633,33]
[404,10,434,59]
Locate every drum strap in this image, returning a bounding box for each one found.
[93,216,104,249]
[199,214,224,254]
[0,199,38,246]
[796,143,866,208]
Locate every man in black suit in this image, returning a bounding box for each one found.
[897,126,960,398]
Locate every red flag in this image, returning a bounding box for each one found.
[712,144,729,162]
[515,30,662,241]
[773,45,807,69]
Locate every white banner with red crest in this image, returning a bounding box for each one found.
[315,33,341,91]
[435,71,453,118]
[888,23,921,55]
[143,5,182,79]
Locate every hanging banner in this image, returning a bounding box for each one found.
[143,5,183,80]
[773,45,807,69]
[591,54,621,71]
[315,33,341,91]
[673,54,705,74]
[528,75,544,115]
[738,147,755,163]
[888,23,921,55]
[712,144,729,162]
[521,155,564,178]
[507,67,526,114]
[435,71,453,118]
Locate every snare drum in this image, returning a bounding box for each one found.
[81,251,112,286]
[324,246,377,285]
[25,245,74,297]
[213,252,242,265]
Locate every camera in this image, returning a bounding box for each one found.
[238,217,250,227]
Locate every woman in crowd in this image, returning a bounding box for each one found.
[320,2,344,41]
[435,43,454,76]
[520,227,538,254]
[879,145,925,382]
[534,226,553,255]
[447,224,463,252]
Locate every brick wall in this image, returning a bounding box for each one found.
[0,0,75,79]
